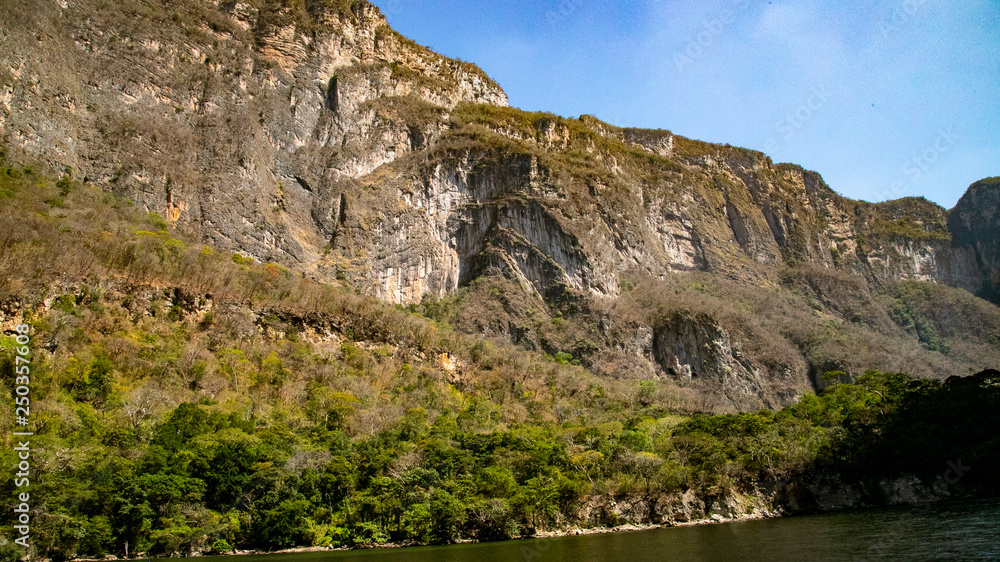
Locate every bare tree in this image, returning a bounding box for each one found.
[123,384,165,430]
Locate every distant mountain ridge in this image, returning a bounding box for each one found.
[1,0,997,410]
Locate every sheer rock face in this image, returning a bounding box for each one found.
[1,0,996,410]
[0,0,506,272]
[949,178,1000,302]
[652,313,799,411]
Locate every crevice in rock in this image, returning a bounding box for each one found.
[326,76,338,112]
[726,203,751,251]
[337,193,347,224]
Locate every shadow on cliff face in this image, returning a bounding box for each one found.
[949,177,1000,306]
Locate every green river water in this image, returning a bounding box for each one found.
[192,497,1000,561]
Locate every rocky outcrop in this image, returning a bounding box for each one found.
[568,471,963,531]
[949,178,1000,302]
[652,313,802,411]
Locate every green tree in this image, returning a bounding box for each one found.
[252,499,315,548]
[428,489,467,544]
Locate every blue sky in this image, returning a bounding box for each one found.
[369,0,999,208]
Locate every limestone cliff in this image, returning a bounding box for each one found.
[0,0,505,270]
[949,177,1000,302]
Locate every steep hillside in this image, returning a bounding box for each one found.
[1,158,998,560]
[1,0,998,410]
